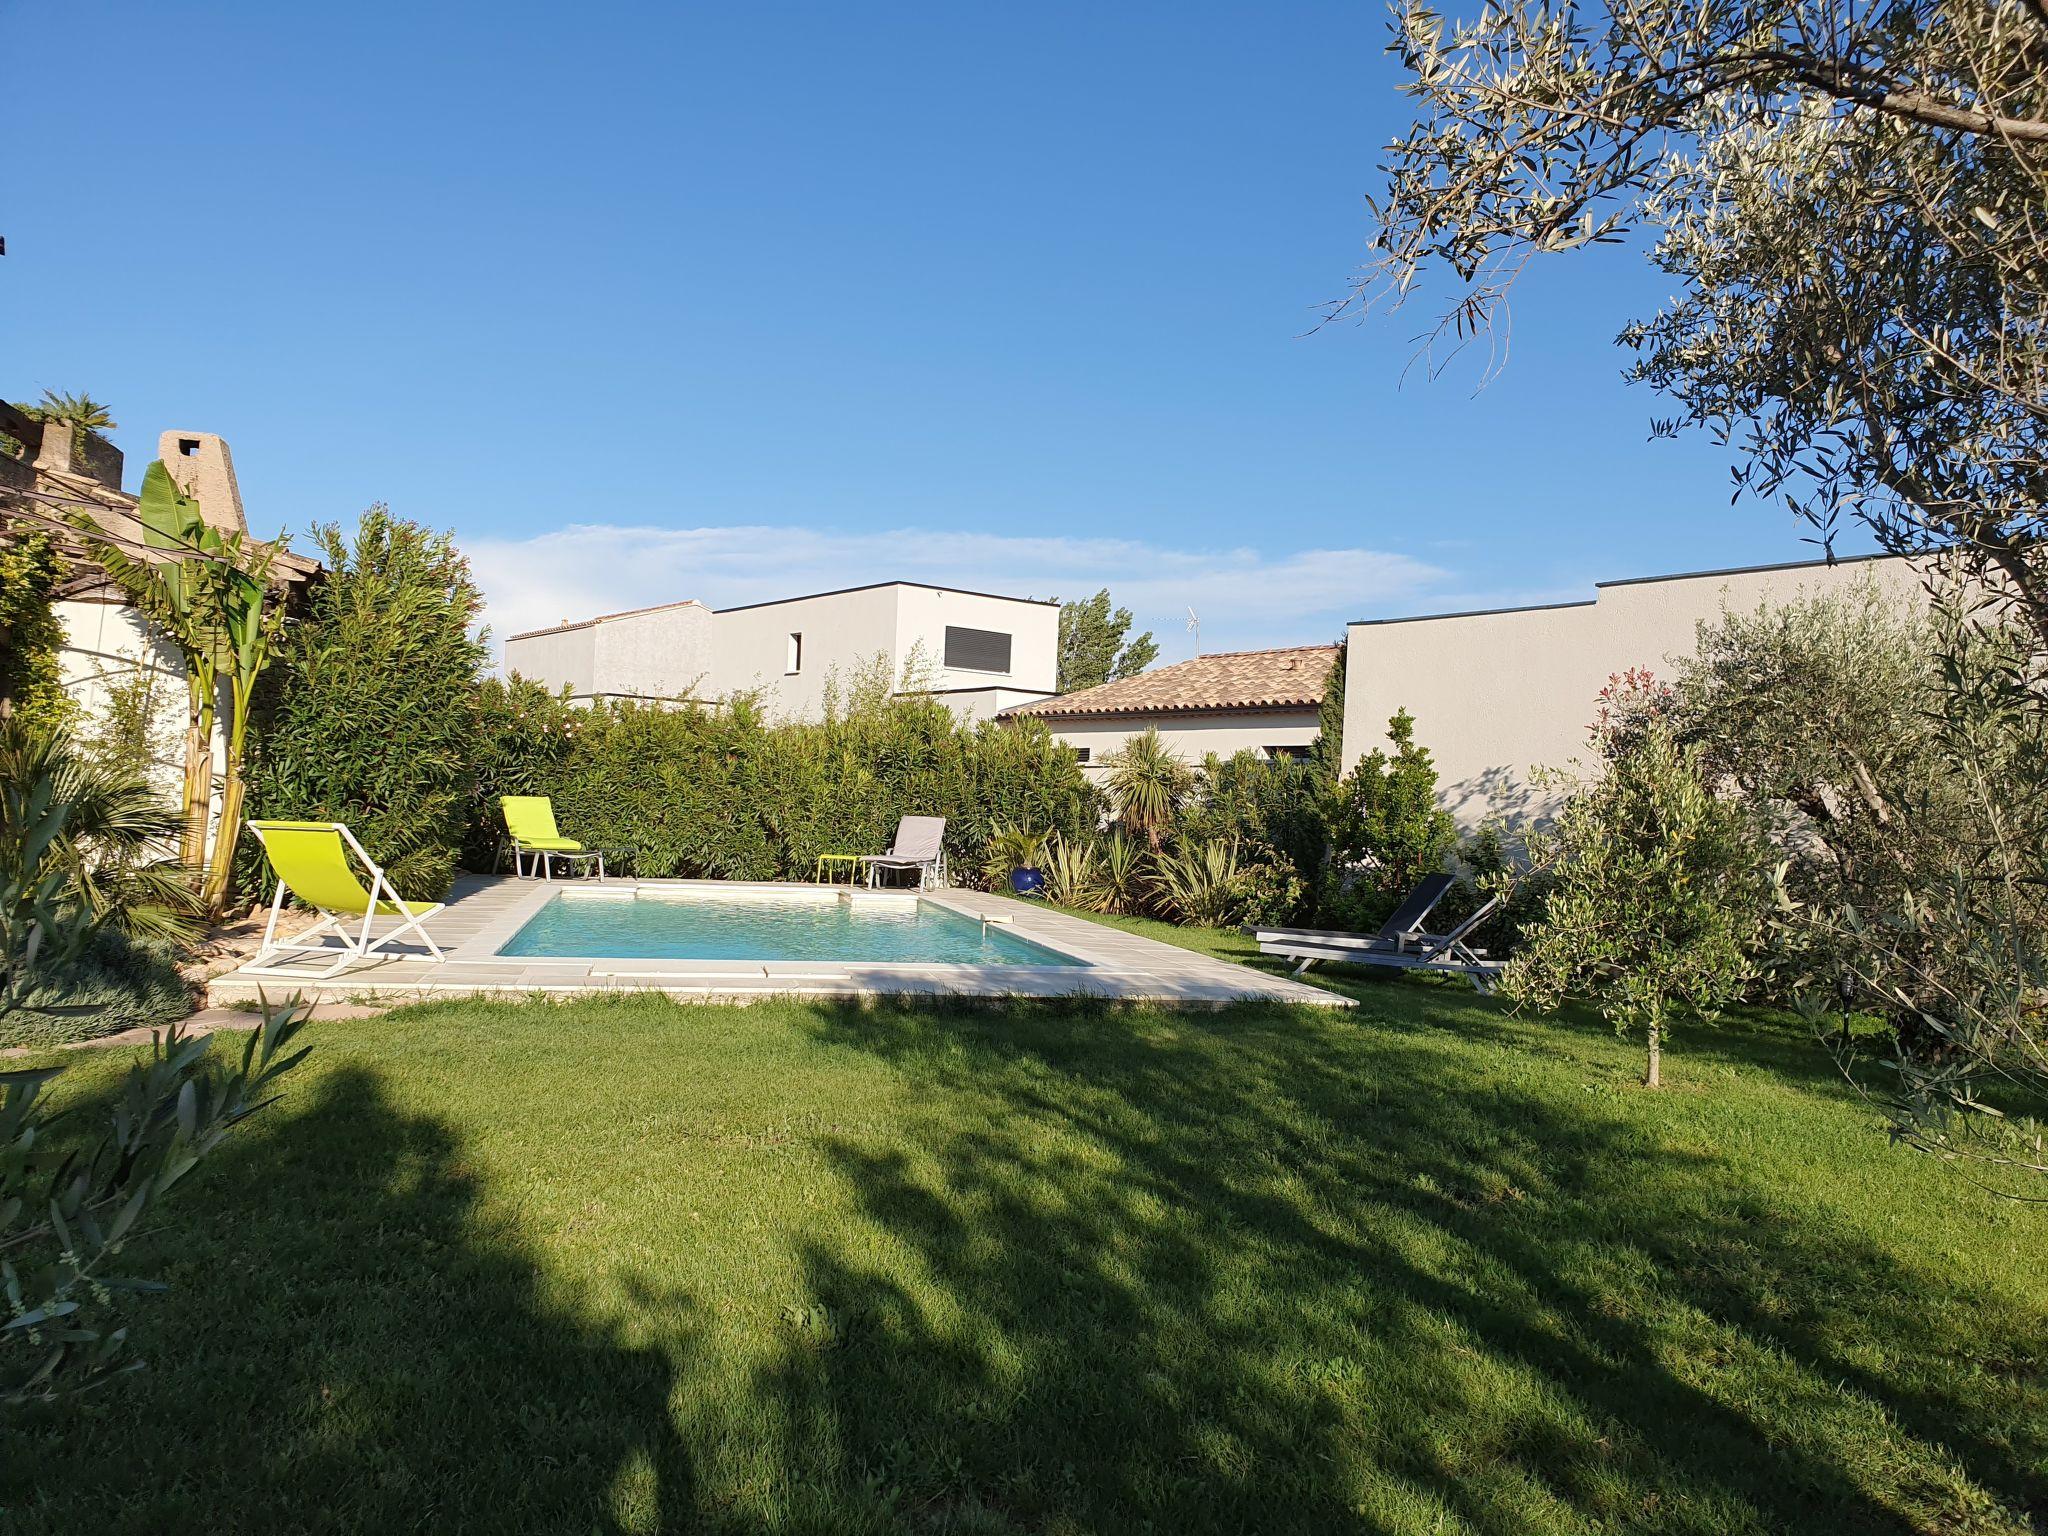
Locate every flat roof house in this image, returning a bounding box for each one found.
[1340,551,1926,829]
[1001,645,1341,773]
[504,581,1060,723]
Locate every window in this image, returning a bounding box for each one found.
[1074,747,1091,764]
[1265,744,1311,761]
[177,437,201,457]
[943,625,1012,673]
[786,633,803,674]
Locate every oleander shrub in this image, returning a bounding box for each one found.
[468,683,1100,885]
[248,509,488,902]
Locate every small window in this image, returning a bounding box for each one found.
[177,437,201,457]
[786,633,803,674]
[1074,747,1091,764]
[1265,744,1310,761]
[944,625,1012,673]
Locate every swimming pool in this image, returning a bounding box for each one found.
[496,889,1089,967]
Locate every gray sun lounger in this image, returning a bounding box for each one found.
[860,815,949,890]
[1251,873,1506,990]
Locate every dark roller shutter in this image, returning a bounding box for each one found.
[944,625,1012,673]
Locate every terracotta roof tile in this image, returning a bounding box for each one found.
[1002,645,1339,720]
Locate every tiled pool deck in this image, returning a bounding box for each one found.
[206,875,1354,1010]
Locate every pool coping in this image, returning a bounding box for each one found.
[205,875,1354,1010]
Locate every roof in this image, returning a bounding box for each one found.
[1351,551,1910,627]
[1002,645,1340,721]
[507,580,1056,643]
[507,599,708,643]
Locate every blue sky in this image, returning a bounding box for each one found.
[2,0,1864,656]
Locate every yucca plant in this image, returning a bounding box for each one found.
[79,461,287,915]
[1039,833,1105,910]
[1096,830,1147,915]
[1149,837,1247,927]
[1101,728,1191,852]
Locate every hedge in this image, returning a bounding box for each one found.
[465,677,1102,883]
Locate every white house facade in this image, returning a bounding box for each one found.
[504,581,1060,723]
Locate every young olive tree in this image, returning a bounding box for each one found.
[1500,724,1772,1087]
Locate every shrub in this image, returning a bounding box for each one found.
[249,509,488,901]
[1148,838,1247,927]
[0,529,74,734]
[3,929,192,1049]
[470,684,1100,886]
[1327,709,1457,927]
[1499,724,1773,1087]
[1039,834,1105,911]
[1180,750,1332,925]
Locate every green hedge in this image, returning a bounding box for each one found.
[248,510,488,901]
[466,678,1102,883]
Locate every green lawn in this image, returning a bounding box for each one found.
[7,954,2045,1533]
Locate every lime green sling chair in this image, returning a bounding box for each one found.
[244,821,447,980]
[499,796,595,879]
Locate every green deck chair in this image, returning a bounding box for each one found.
[500,795,591,879]
[244,820,447,980]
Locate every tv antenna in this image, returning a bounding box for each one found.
[1186,606,1201,655]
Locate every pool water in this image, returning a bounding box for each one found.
[496,891,1088,967]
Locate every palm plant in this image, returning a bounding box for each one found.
[31,391,117,467]
[1101,728,1190,852]
[980,823,1050,890]
[1149,837,1247,927]
[1,720,196,1021]
[79,461,287,915]
[34,391,116,433]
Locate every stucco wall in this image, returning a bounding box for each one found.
[1046,708,1323,774]
[55,596,215,814]
[710,586,904,719]
[506,622,600,699]
[590,603,714,700]
[893,586,1060,697]
[1341,554,1926,828]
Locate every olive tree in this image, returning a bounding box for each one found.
[1354,0,2048,636]
[1359,0,2048,1163]
[1499,724,1773,1087]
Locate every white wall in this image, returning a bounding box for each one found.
[893,585,1060,697]
[1341,554,1927,828]
[1048,709,1323,774]
[591,603,714,700]
[508,583,1060,722]
[55,595,215,817]
[505,622,599,698]
[710,586,903,719]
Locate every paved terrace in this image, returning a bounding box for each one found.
[207,875,1354,1010]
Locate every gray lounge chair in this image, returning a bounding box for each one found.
[1251,873,1506,989]
[859,815,949,890]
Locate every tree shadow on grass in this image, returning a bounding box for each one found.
[768,997,2047,1534]
[1,1064,699,1536]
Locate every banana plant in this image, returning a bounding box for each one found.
[77,462,288,916]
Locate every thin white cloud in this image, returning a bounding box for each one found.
[466,522,1454,662]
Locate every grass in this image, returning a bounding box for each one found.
[6,957,2046,1533]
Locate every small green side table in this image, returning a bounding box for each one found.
[813,853,863,886]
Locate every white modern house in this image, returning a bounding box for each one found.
[1340,552,1926,828]
[504,581,1061,722]
[1002,645,1340,774]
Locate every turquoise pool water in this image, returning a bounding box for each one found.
[496,891,1088,966]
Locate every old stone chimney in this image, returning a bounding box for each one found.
[158,431,247,535]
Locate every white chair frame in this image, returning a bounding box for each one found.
[243,821,448,981]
